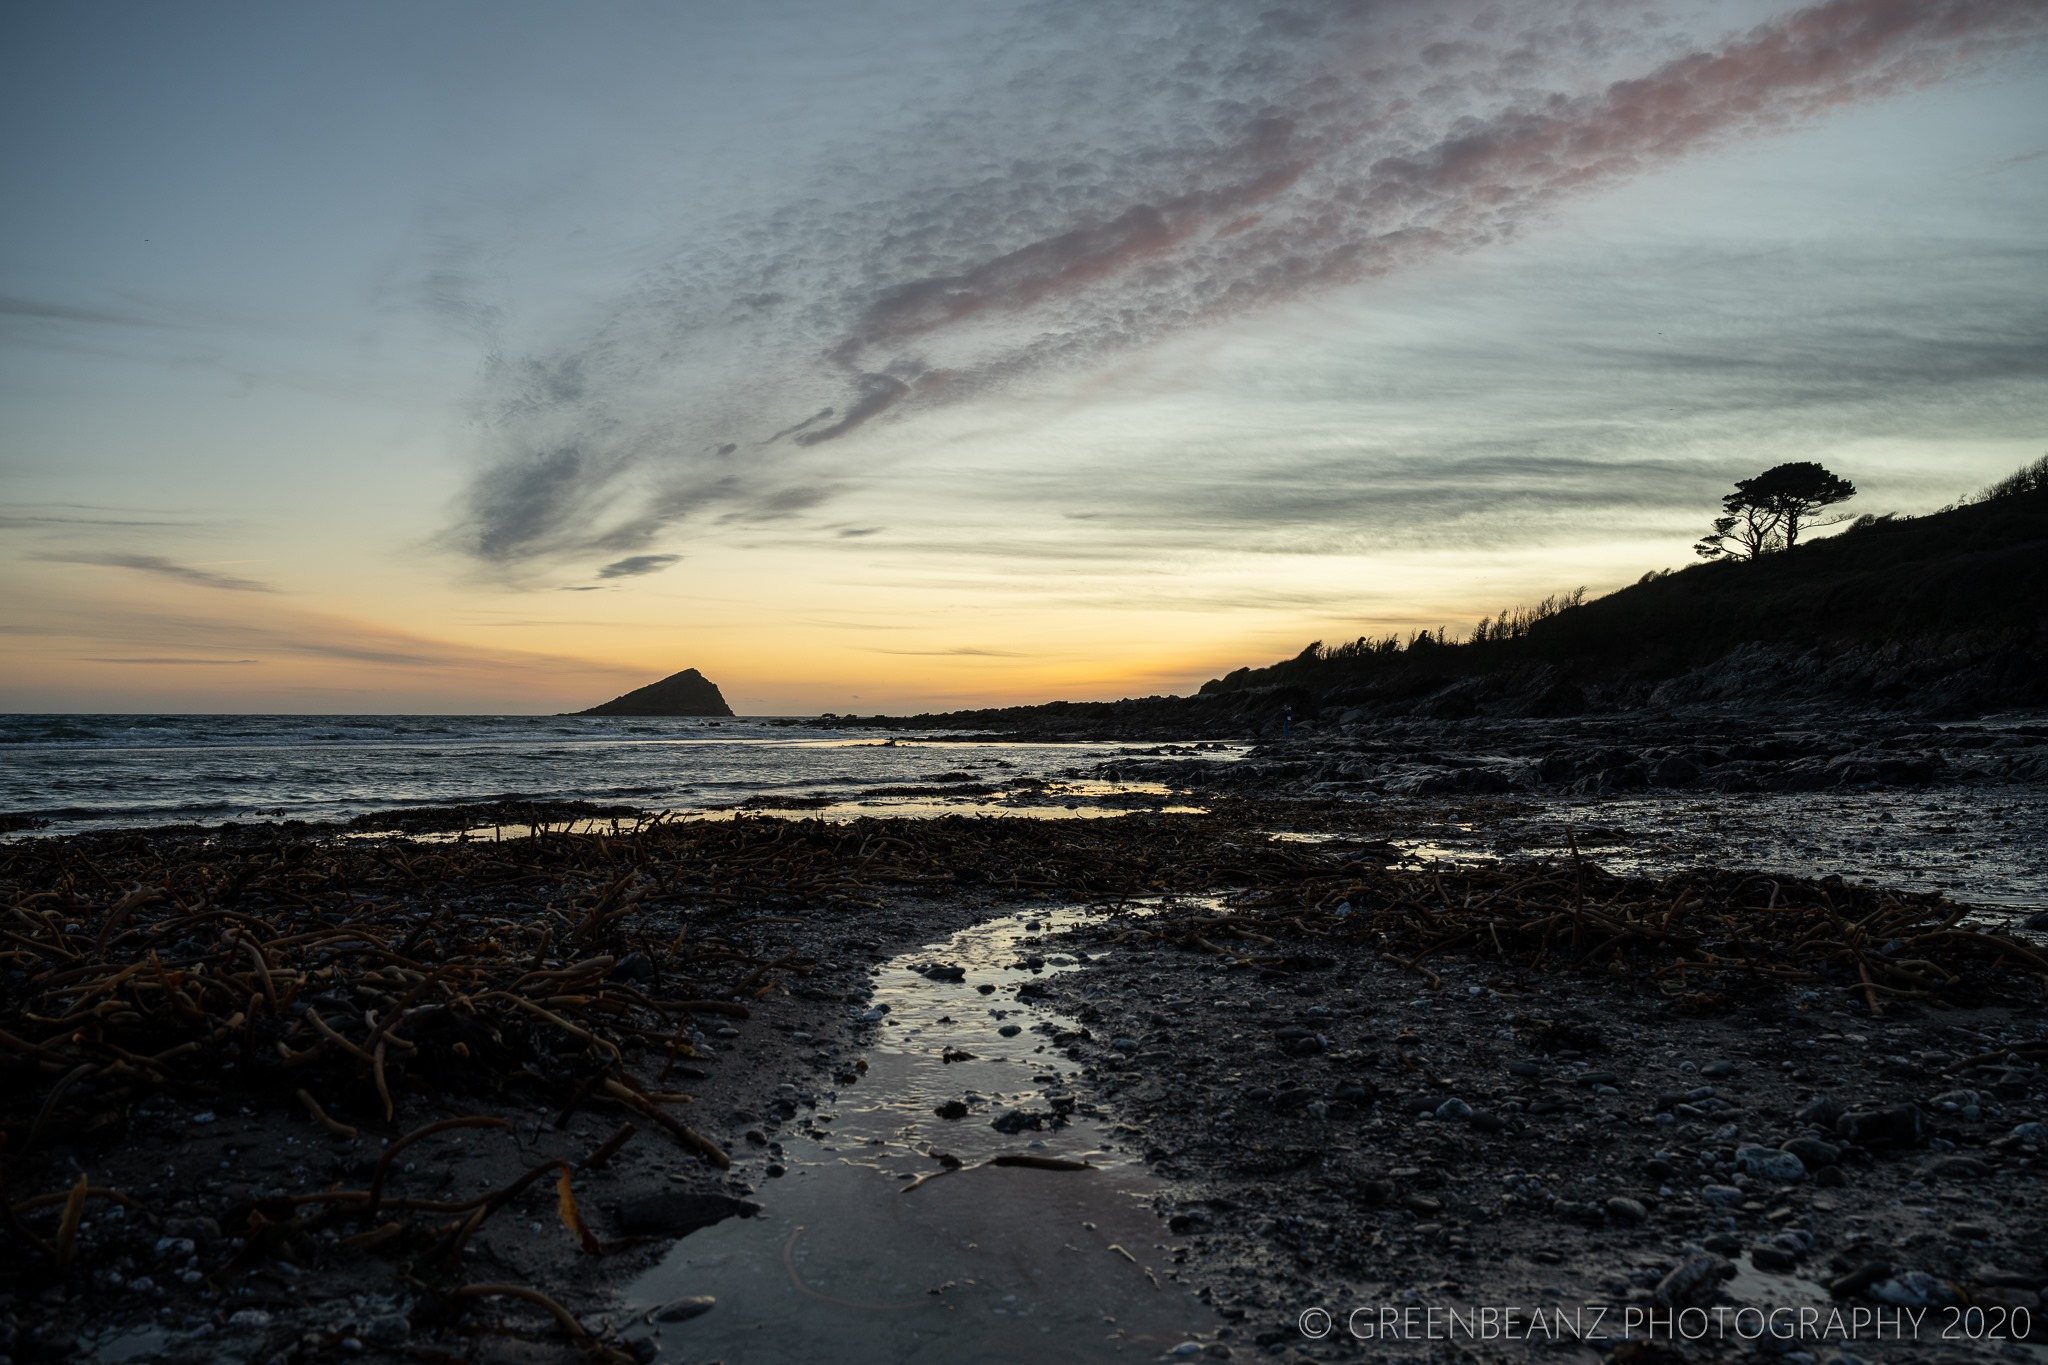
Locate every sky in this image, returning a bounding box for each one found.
[2,0,2044,715]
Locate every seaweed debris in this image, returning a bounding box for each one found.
[3,805,2042,1350]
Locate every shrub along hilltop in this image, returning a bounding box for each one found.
[834,461,2048,738]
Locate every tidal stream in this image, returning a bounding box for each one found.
[626,906,1218,1363]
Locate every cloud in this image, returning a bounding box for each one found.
[594,553,680,579]
[37,551,276,592]
[451,0,2046,567]
[11,595,626,678]
[81,657,260,665]
[0,294,151,327]
[869,646,1029,657]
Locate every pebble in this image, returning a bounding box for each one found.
[362,1315,410,1346]
[998,1024,1022,1037]
[1699,1184,1747,1208]
[612,1192,761,1238]
[1735,1145,1807,1182]
[1869,1271,1956,1309]
[1435,1098,1474,1121]
[1750,1245,1800,1273]
[1654,1254,1735,1307]
[650,1296,716,1324]
[1605,1197,1648,1225]
[227,1310,272,1329]
[1702,1061,1739,1079]
[991,1108,1047,1134]
[1798,1096,1845,1127]
[1835,1105,1923,1148]
[1781,1137,1840,1168]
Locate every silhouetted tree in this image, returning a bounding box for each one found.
[1696,461,1856,559]
[1748,462,1856,549]
[1694,501,1781,561]
[1974,453,2048,503]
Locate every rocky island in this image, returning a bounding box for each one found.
[574,667,734,717]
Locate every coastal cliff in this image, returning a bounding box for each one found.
[576,668,735,717]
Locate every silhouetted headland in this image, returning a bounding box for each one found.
[826,474,2048,739]
[575,667,734,717]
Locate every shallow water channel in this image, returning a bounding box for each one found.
[626,906,1217,1363]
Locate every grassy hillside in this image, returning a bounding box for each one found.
[835,480,2046,735]
[1199,484,2047,710]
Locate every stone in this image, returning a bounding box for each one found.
[922,964,967,982]
[1699,1184,1747,1208]
[362,1315,410,1346]
[1702,1061,1739,1079]
[1781,1137,1840,1168]
[1920,1155,1991,1179]
[1868,1271,1956,1309]
[1827,1261,1892,1299]
[997,1024,1023,1038]
[991,1108,1047,1134]
[1835,1105,1924,1148]
[1735,1145,1807,1181]
[1798,1097,1844,1127]
[650,1296,716,1324]
[934,1100,969,1121]
[612,1192,761,1239]
[1750,1245,1800,1273]
[1435,1098,1474,1121]
[611,951,657,983]
[1654,1254,1735,1307]
[1605,1197,1648,1225]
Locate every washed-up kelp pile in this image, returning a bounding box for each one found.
[1102,849,2048,1014]
[0,811,1346,1301]
[4,806,2044,1349]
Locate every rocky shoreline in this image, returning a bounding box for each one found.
[1015,899,2047,1361]
[5,752,2045,1364]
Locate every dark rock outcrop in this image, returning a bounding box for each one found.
[576,668,734,718]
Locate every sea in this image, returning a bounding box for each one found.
[4,713,2042,914]
[0,713,1221,834]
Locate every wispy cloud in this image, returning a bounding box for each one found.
[594,553,680,580]
[450,0,2046,568]
[12,596,626,677]
[0,294,152,327]
[81,656,260,665]
[869,646,1029,657]
[0,504,202,531]
[37,551,276,593]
